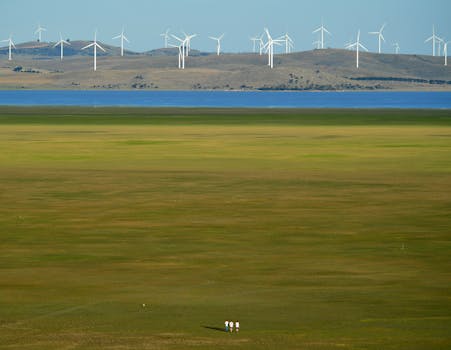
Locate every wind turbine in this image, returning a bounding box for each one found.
[369,23,386,54]
[2,35,16,61]
[160,29,170,48]
[54,33,71,60]
[393,42,400,54]
[346,30,368,69]
[171,34,187,69]
[313,40,321,50]
[312,20,331,49]
[250,36,259,53]
[81,31,106,71]
[425,25,440,56]
[35,23,46,42]
[182,32,197,57]
[263,28,284,69]
[278,33,294,54]
[113,28,129,57]
[258,35,265,55]
[209,34,224,56]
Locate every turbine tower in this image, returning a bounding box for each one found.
[393,42,400,54]
[263,28,284,69]
[437,37,444,56]
[168,43,183,69]
[160,29,170,48]
[2,35,16,61]
[81,31,106,71]
[208,34,225,56]
[312,20,331,49]
[369,23,386,54]
[346,30,368,69]
[54,33,71,60]
[113,28,129,57]
[444,41,449,66]
[35,23,46,42]
[425,25,440,56]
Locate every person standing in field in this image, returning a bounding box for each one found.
[229,321,234,333]
[225,320,229,332]
[236,320,240,332]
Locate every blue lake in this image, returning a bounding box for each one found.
[0,90,450,109]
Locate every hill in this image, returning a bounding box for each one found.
[0,43,450,90]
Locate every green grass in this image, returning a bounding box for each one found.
[1,107,451,349]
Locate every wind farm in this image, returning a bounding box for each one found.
[0,18,450,90]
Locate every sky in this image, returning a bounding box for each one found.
[1,0,450,55]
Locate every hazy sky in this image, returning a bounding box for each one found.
[1,0,450,55]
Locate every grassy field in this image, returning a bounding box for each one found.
[1,107,451,349]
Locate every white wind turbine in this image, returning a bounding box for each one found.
[2,35,16,61]
[113,28,129,57]
[171,34,187,69]
[35,23,46,42]
[313,40,321,49]
[393,42,400,54]
[346,30,368,69]
[250,36,259,53]
[369,23,386,54]
[82,31,106,71]
[54,33,71,60]
[160,29,170,48]
[263,28,284,69]
[258,35,265,55]
[425,25,440,56]
[278,33,294,54]
[312,20,331,49]
[209,34,224,56]
[182,32,197,57]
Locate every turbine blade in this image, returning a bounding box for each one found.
[171,34,183,42]
[96,43,106,52]
[359,43,369,52]
[113,35,121,40]
[81,43,95,50]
